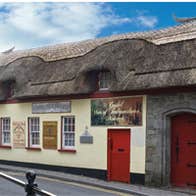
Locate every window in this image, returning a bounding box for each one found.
[99,71,112,90]
[1,117,11,145]
[28,117,40,147]
[62,116,75,149]
[4,81,15,99]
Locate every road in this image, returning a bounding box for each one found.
[0,172,132,196]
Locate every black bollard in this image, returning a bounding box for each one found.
[25,170,38,196]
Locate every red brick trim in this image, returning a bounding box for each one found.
[60,116,63,150]
[27,117,30,148]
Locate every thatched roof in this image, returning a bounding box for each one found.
[0,19,196,100]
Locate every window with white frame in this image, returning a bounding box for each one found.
[99,71,112,90]
[1,117,11,145]
[28,117,40,147]
[62,116,75,149]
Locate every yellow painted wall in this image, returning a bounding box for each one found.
[0,96,146,174]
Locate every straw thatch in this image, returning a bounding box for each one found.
[0,20,196,100]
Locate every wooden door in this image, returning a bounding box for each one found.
[171,113,196,189]
[107,129,130,183]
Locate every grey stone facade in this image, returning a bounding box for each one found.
[145,92,196,186]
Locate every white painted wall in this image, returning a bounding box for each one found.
[0,96,146,174]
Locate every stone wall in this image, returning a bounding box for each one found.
[145,92,196,186]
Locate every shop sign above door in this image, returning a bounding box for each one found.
[91,97,143,126]
[32,101,71,114]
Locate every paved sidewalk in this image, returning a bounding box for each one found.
[0,164,195,196]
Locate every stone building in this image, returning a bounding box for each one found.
[0,18,195,188]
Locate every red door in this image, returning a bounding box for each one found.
[107,129,130,183]
[171,113,196,189]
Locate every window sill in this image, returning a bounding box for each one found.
[25,147,41,151]
[58,149,76,153]
[99,88,109,91]
[0,145,11,149]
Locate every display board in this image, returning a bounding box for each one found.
[13,121,26,148]
[43,121,57,149]
[32,101,71,114]
[91,97,143,126]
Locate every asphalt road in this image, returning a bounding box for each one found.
[0,172,131,196]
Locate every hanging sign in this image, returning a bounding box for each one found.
[32,101,71,114]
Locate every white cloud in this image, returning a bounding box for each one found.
[136,15,158,28]
[0,3,132,52]
[0,3,159,52]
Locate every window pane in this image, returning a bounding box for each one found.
[62,117,75,148]
[29,117,40,146]
[32,132,40,145]
[99,71,111,90]
[1,118,11,145]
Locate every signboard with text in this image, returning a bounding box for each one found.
[32,101,71,114]
[91,97,143,126]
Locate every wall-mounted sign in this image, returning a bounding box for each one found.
[32,101,71,114]
[80,127,93,144]
[13,121,25,148]
[43,121,57,149]
[91,97,143,126]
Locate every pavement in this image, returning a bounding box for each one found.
[0,163,195,196]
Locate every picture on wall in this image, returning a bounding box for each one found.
[91,97,143,126]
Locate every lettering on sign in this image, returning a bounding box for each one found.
[43,121,57,149]
[13,121,25,148]
[32,101,71,114]
[91,97,143,126]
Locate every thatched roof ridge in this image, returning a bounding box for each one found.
[0,19,196,67]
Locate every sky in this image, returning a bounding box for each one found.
[0,2,196,52]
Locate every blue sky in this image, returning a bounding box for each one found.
[0,2,195,51]
[101,2,196,37]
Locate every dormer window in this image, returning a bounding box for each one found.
[1,81,15,100]
[98,71,112,91]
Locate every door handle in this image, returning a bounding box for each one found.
[176,136,180,162]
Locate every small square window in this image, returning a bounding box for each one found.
[99,71,112,90]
